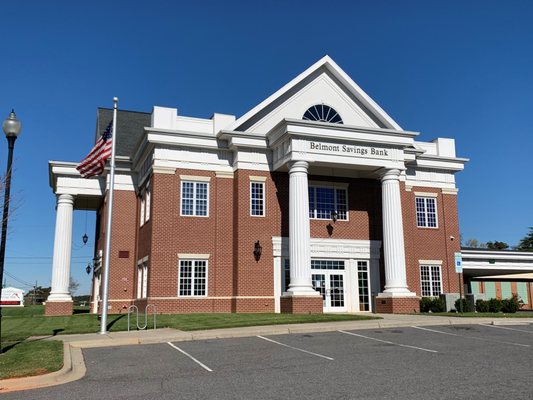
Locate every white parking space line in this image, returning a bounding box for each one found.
[167,342,213,372]
[338,330,438,353]
[256,336,334,361]
[412,326,531,348]
[480,324,533,334]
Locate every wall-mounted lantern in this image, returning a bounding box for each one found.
[331,210,338,223]
[253,240,262,262]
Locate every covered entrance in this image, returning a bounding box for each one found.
[273,237,381,314]
[312,260,347,312]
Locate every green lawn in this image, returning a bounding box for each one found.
[1,305,378,379]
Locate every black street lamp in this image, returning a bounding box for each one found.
[0,110,21,354]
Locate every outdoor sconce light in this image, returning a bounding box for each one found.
[331,210,338,223]
[86,264,92,275]
[326,223,334,237]
[82,233,89,245]
[253,240,262,261]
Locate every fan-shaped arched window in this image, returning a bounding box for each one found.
[303,105,343,124]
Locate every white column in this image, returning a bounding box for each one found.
[380,169,415,296]
[287,161,318,296]
[47,194,74,302]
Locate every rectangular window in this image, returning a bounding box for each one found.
[284,259,290,292]
[311,260,345,270]
[140,196,145,226]
[420,265,442,297]
[416,197,437,228]
[145,189,151,222]
[137,260,149,299]
[308,186,348,220]
[179,259,207,296]
[250,182,265,216]
[181,181,209,216]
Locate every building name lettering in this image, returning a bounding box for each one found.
[309,142,389,157]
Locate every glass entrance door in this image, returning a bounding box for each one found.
[311,260,346,312]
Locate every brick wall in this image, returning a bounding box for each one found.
[402,185,461,296]
[92,168,463,315]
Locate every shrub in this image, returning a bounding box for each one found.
[454,298,475,313]
[420,297,445,313]
[488,298,503,313]
[501,294,522,313]
[475,299,490,313]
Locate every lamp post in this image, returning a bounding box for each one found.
[0,110,21,354]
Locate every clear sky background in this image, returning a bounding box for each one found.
[1,0,532,295]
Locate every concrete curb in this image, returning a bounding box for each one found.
[1,315,531,392]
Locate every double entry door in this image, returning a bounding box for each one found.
[311,260,346,312]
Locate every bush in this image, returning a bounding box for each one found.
[475,299,490,313]
[454,298,475,312]
[501,294,522,313]
[488,298,503,313]
[420,297,445,313]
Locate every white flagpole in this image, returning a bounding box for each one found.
[99,97,118,334]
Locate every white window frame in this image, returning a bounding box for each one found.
[415,196,438,228]
[420,264,442,297]
[140,195,145,227]
[178,257,208,297]
[136,257,149,299]
[250,181,265,217]
[180,180,210,217]
[308,183,349,221]
[145,187,151,222]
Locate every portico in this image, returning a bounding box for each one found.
[265,118,420,312]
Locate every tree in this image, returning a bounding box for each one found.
[464,239,487,248]
[486,241,509,250]
[23,286,50,304]
[517,227,533,251]
[69,278,80,295]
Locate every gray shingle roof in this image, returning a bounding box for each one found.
[96,108,151,158]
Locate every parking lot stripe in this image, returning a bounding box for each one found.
[412,326,531,348]
[480,324,533,334]
[167,342,213,372]
[256,336,334,360]
[338,330,438,353]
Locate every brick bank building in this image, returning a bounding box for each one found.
[46,56,468,316]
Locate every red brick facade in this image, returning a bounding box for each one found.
[88,171,462,315]
[44,301,73,316]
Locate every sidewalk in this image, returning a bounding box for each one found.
[1,313,532,393]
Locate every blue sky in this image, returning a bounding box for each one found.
[1,0,532,295]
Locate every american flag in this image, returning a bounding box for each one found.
[76,122,113,178]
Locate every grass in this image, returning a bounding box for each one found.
[1,305,378,379]
[0,340,63,380]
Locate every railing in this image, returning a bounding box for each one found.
[127,304,157,331]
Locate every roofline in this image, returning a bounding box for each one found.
[228,55,402,132]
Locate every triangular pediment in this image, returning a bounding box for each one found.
[230,56,402,134]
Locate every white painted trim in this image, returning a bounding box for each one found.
[153,166,176,174]
[178,254,210,259]
[249,175,267,182]
[250,181,265,217]
[418,259,443,265]
[178,259,209,298]
[414,191,438,198]
[179,175,211,182]
[147,296,274,300]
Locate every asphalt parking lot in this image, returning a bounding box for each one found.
[3,323,533,399]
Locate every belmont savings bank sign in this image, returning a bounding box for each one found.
[308,141,396,160]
